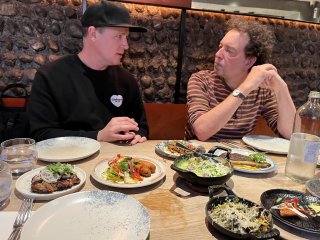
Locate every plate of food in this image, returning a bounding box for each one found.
[261,189,320,234]
[215,148,276,173]
[20,190,150,240]
[206,185,280,239]
[171,152,233,186]
[155,140,206,159]
[242,135,290,154]
[36,137,101,162]
[15,163,86,200]
[91,154,166,188]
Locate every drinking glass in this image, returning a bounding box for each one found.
[285,133,320,183]
[0,138,37,177]
[0,161,12,208]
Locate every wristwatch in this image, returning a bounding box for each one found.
[232,89,245,101]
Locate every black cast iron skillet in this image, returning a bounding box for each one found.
[170,146,233,186]
[261,189,320,234]
[206,185,280,239]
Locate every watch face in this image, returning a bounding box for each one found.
[233,89,240,96]
[232,89,245,100]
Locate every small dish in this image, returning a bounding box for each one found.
[15,166,86,200]
[155,140,206,159]
[306,179,320,198]
[91,155,166,188]
[170,152,233,186]
[206,185,279,239]
[214,148,277,174]
[261,189,320,233]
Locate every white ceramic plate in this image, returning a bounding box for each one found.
[155,140,206,159]
[215,148,277,173]
[242,135,290,154]
[37,137,101,162]
[15,166,86,200]
[91,155,166,188]
[20,191,150,240]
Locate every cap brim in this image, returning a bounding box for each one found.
[108,24,147,32]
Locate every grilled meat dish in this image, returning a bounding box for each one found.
[220,152,270,168]
[31,173,80,193]
[31,163,80,193]
[220,152,248,161]
[165,141,200,155]
[279,207,299,217]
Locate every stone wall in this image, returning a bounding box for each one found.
[182,11,320,107]
[0,0,320,107]
[0,0,83,93]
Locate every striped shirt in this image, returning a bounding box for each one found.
[185,70,279,140]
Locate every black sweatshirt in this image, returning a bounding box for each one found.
[28,54,148,141]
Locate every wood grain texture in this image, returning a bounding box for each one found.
[4,140,319,240]
[144,103,188,140]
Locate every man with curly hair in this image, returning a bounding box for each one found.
[185,18,295,140]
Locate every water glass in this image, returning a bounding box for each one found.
[0,138,38,177]
[0,161,12,208]
[285,133,320,183]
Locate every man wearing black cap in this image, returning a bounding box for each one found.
[28,1,148,145]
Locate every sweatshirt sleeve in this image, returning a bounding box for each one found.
[27,70,99,141]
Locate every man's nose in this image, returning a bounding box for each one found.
[215,48,224,59]
[122,37,129,49]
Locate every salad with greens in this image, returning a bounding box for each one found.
[38,162,76,183]
[176,156,231,177]
[102,154,156,184]
[248,152,267,163]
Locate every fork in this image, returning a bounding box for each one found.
[8,198,34,240]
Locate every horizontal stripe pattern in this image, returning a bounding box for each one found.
[185,70,278,139]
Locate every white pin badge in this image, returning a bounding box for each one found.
[110,95,123,107]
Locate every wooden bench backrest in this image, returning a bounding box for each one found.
[144,103,275,140]
[144,103,187,140]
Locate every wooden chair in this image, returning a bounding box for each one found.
[144,103,187,140]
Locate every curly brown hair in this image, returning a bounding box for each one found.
[226,18,275,66]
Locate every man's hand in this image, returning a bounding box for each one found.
[242,64,295,139]
[259,69,287,93]
[97,117,139,142]
[130,135,147,145]
[240,64,278,94]
[118,132,147,145]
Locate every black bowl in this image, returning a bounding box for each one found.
[170,152,233,186]
[206,185,280,239]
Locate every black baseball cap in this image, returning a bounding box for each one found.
[81,1,147,32]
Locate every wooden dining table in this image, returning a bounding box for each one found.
[3,140,320,240]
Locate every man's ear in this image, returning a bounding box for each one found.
[87,26,97,40]
[245,56,257,68]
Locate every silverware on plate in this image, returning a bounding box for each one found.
[8,198,34,240]
[175,142,219,163]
